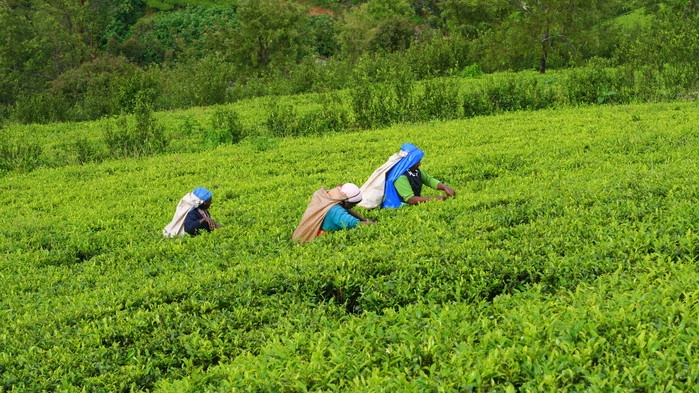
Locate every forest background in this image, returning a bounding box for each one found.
[1,0,698,126]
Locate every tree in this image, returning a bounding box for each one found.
[0,0,82,106]
[496,0,615,72]
[620,0,699,70]
[336,0,416,59]
[0,0,145,109]
[439,0,507,39]
[216,0,309,75]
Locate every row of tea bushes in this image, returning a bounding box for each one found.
[1,101,698,390]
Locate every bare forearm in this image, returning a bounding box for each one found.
[347,209,376,224]
[437,183,456,197]
[347,209,368,222]
[406,195,446,205]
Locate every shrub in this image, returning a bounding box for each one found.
[265,101,299,137]
[349,61,418,129]
[10,92,70,124]
[49,55,140,121]
[483,78,527,112]
[159,55,234,109]
[369,16,414,54]
[0,136,43,173]
[416,77,462,121]
[103,90,169,158]
[562,59,621,105]
[296,104,350,136]
[477,73,559,114]
[71,137,107,165]
[265,98,350,137]
[115,69,163,114]
[461,64,484,78]
[657,62,698,101]
[405,34,473,79]
[462,87,492,117]
[207,106,245,145]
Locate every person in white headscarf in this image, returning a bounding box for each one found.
[292,183,375,244]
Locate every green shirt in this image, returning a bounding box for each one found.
[394,170,441,202]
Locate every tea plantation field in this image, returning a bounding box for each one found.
[2,101,699,391]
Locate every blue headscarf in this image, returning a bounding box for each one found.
[382,143,424,208]
[193,187,212,203]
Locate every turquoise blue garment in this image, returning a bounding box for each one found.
[321,204,360,231]
[382,143,424,208]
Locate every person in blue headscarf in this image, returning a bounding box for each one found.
[184,187,222,235]
[382,143,455,208]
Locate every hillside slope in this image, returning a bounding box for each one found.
[2,101,699,391]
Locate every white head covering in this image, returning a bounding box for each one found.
[340,183,363,203]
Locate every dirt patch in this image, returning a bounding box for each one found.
[308,6,334,16]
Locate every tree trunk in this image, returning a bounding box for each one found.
[539,53,546,73]
[539,30,549,73]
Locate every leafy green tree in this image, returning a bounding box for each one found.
[125,5,236,65]
[370,16,414,53]
[620,0,699,69]
[213,0,308,75]
[0,0,145,110]
[104,0,147,43]
[439,0,507,38]
[307,14,339,58]
[336,0,416,59]
[407,0,440,19]
[335,5,375,59]
[479,0,616,73]
[40,0,139,62]
[0,0,82,106]
[365,0,413,20]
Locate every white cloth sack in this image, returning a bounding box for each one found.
[163,192,205,237]
[358,150,407,209]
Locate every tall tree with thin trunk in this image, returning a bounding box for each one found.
[497,0,615,73]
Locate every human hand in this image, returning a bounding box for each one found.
[437,183,456,198]
[203,217,217,229]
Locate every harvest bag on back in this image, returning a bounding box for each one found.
[163,192,205,237]
[358,150,407,209]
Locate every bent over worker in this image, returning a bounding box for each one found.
[292,183,375,244]
[184,187,221,236]
[359,143,455,209]
[163,187,222,237]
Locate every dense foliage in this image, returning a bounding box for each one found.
[1,0,698,390]
[0,64,694,174]
[1,100,698,391]
[1,0,697,124]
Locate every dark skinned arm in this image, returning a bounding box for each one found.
[406,183,455,205]
[346,208,377,224]
[437,182,456,197]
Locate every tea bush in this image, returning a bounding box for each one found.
[104,90,169,158]
[2,100,699,391]
[206,105,245,145]
[0,134,43,173]
[4,66,698,175]
[265,96,350,137]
